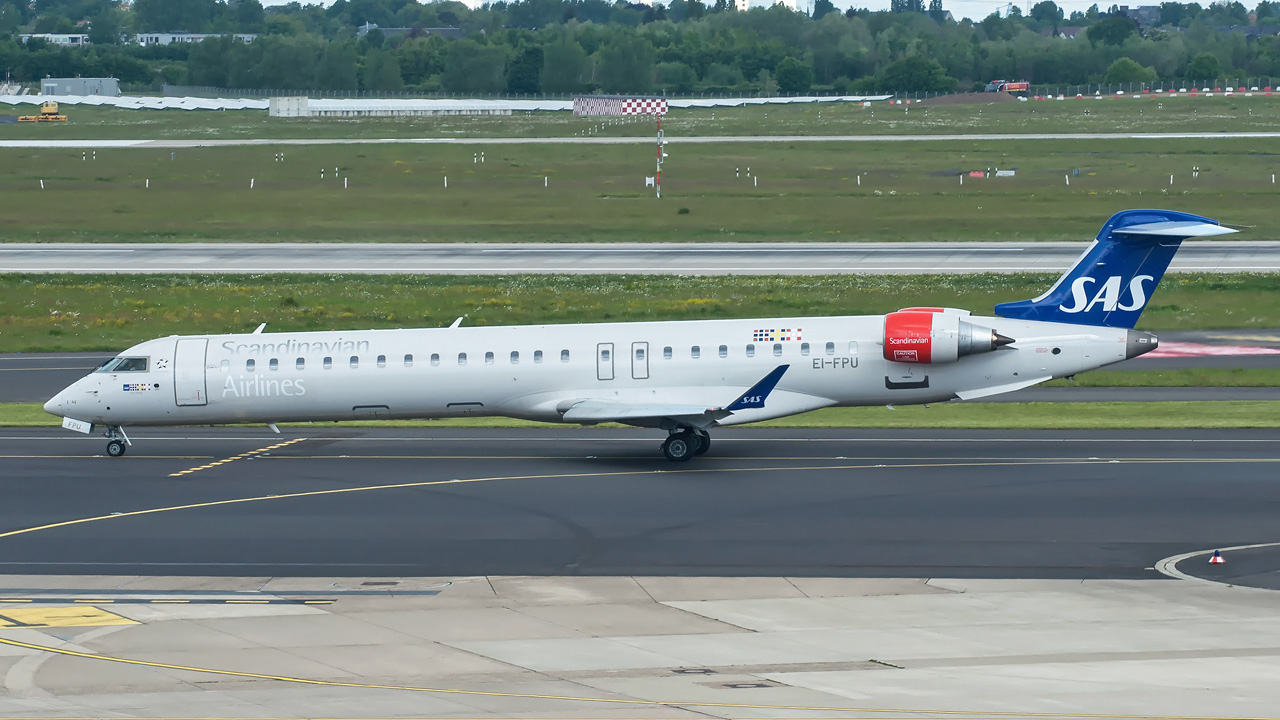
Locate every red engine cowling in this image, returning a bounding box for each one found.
[883,311,1013,364]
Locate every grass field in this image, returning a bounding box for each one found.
[2,95,1279,140]
[4,401,1278,429]
[1,137,1277,243]
[3,272,1277,353]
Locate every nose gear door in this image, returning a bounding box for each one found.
[174,338,209,406]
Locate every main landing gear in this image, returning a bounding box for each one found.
[661,428,711,462]
[104,425,130,457]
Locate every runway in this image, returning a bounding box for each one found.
[4,240,1280,274]
[2,427,1277,581]
[4,131,1280,149]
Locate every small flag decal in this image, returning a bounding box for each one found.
[752,328,802,342]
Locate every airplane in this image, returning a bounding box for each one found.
[43,209,1236,462]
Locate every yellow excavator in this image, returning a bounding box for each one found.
[18,100,68,122]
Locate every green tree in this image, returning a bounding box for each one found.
[877,54,956,91]
[655,61,696,92]
[314,41,358,91]
[507,44,542,94]
[1030,0,1063,24]
[186,35,234,86]
[87,8,124,45]
[363,48,403,91]
[775,56,813,93]
[1103,56,1157,84]
[440,38,506,93]
[541,36,589,93]
[1087,15,1138,45]
[1185,51,1222,80]
[597,33,654,93]
[813,0,837,19]
[232,0,265,32]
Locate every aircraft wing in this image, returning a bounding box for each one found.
[558,365,790,426]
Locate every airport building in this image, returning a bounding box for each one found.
[40,77,120,97]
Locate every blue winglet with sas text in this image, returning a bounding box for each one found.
[726,365,789,411]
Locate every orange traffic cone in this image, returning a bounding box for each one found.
[1209,550,1225,565]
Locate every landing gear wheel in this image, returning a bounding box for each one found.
[106,440,127,457]
[693,430,711,456]
[662,431,697,462]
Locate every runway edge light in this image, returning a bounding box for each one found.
[1210,550,1225,565]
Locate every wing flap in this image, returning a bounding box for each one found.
[560,401,716,423]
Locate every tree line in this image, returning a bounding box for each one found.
[2,0,1279,95]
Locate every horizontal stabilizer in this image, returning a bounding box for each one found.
[1113,221,1237,238]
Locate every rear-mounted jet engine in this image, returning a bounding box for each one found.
[882,310,1014,364]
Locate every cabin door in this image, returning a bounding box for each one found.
[596,343,614,381]
[631,342,649,380]
[173,338,208,406]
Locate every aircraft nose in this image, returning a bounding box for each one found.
[44,390,65,417]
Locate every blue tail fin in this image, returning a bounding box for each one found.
[993,209,1236,328]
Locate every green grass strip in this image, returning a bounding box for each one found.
[9,401,1280,430]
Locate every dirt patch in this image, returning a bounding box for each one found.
[917,91,1022,106]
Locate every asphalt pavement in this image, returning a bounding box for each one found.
[2,427,1277,581]
[3,241,1279,274]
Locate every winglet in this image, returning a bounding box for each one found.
[725,365,789,411]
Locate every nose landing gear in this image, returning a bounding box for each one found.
[104,426,130,457]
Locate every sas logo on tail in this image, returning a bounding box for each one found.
[1059,275,1153,314]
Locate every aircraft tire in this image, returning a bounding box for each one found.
[663,432,697,462]
[693,430,711,455]
[106,440,127,457]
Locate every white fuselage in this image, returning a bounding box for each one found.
[45,313,1132,429]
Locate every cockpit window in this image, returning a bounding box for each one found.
[96,357,148,373]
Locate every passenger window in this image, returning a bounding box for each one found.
[485,351,495,365]
[269,358,279,371]
[511,351,519,364]
[801,343,810,356]
[718,344,728,358]
[534,350,543,363]
[561,349,570,363]
[220,359,230,372]
[746,344,755,358]
[404,354,413,367]
[849,341,859,353]
[691,346,700,359]
[825,342,835,355]
[663,346,673,359]
[349,356,359,369]
[459,352,467,365]
[377,355,386,368]
[296,358,305,370]
[323,356,333,369]
[431,353,440,366]
[246,359,256,371]
[773,343,782,357]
